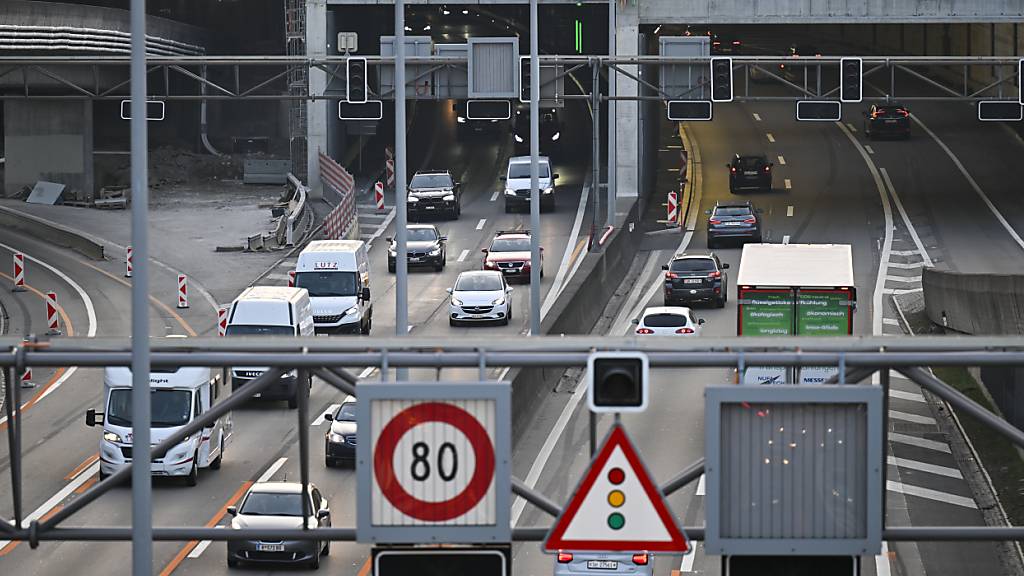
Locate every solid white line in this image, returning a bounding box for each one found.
[887,480,978,509]
[257,457,288,484]
[766,133,776,143]
[358,367,375,379]
[666,144,683,149]
[889,432,952,453]
[865,145,875,155]
[0,461,100,549]
[312,404,341,426]
[876,541,893,576]
[890,388,926,403]
[187,526,223,558]
[888,261,924,270]
[786,205,794,217]
[913,115,1024,252]
[889,410,936,425]
[363,207,396,251]
[885,275,923,283]
[490,191,499,202]
[777,155,786,165]
[696,473,706,496]
[680,546,697,571]
[883,317,901,326]
[888,455,963,479]
[542,182,591,318]
[884,288,923,295]
[457,249,470,262]
[880,167,934,267]
[476,219,486,230]
[784,178,792,190]
[782,235,791,244]
[753,113,762,121]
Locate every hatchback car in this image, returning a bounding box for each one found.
[864,102,911,140]
[706,202,763,248]
[632,306,705,336]
[323,396,356,467]
[554,550,653,576]
[448,270,513,326]
[387,224,446,272]
[727,153,773,193]
[407,170,461,220]
[663,253,729,307]
[483,230,543,280]
[226,482,331,569]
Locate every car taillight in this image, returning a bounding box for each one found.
[733,40,741,45]
[708,271,721,279]
[712,40,721,46]
[665,272,679,279]
[557,552,573,563]
[675,327,695,334]
[636,328,654,335]
[709,218,721,225]
[743,217,757,224]
[764,165,771,172]
[632,553,650,565]
[730,166,736,173]
[897,109,909,117]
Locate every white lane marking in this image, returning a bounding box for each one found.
[680,546,697,571]
[786,205,794,217]
[913,115,1024,252]
[891,249,921,256]
[888,455,963,479]
[457,249,470,262]
[876,541,893,576]
[884,288,923,295]
[890,410,936,425]
[880,167,934,267]
[777,155,786,165]
[0,461,100,549]
[490,191,499,202]
[363,207,396,251]
[784,178,792,190]
[696,473,706,496]
[865,145,875,155]
[889,432,952,453]
[782,235,790,244]
[766,133,775,143]
[885,275,923,283]
[846,123,858,133]
[542,183,591,319]
[753,113,762,121]
[358,367,375,379]
[890,388,926,403]
[883,317,901,326]
[888,261,924,270]
[312,404,341,426]
[257,457,288,483]
[476,219,486,230]
[187,526,223,558]
[887,480,978,509]
[666,144,683,149]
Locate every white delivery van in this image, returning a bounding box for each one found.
[294,240,372,335]
[225,286,314,408]
[501,155,559,213]
[85,363,232,486]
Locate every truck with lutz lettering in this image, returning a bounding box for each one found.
[735,243,856,385]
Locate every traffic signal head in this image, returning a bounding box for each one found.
[587,351,649,413]
[347,56,368,103]
[840,57,862,103]
[710,57,733,103]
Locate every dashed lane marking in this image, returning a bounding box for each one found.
[846,123,858,132]
[753,113,762,121]
[490,191,499,202]
[457,249,470,262]
[257,457,289,483]
[782,235,791,244]
[883,318,901,326]
[889,410,937,425]
[888,261,924,270]
[885,275,923,283]
[887,480,977,509]
[784,178,792,189]
[476,219,486,230]
[888,456,963,479]
[786,205,794,217]
[766,133,775,143]
[777,155,786,165]
[865,145,875,155]
[889,432,952,453]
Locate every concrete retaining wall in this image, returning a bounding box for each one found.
[922,267,1024,335]
[0,204,105,260]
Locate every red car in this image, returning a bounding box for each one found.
[482,230,543,281]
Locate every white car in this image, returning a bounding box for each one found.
[448,270,513,326]
[631,306,704,336]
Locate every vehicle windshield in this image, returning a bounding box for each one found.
[455,274,503,292]
[295,271,358,297]
[334,403,357,421]
[671,258,717,273]
[239,492,306,517]
[409,173,453,189]
[643,313,689,328]
[490,238,531,252]
[407,228,438,242]
[107,389,193,428]
[714,207,753,217]
[507,163,550,179]
[224,324,294,336]
[735,157,766,169]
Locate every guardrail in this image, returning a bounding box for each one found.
[922,267,1024,335]
[283,172,308,247]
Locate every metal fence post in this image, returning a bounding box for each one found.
[529,0,541,336]
[394,0,409,380]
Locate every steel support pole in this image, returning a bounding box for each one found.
[129,0,153,572]
[590,60,600,251]
[394,0,409,379]
[606,0,616,229]
[528,0,541,336]
[297,370,310,528]
[4,366,21,528]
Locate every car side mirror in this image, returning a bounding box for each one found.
[661,264,669,270]
[507,287,514,293]
[361,287,371,301]
[85,409,103,427]
[316,509,330,520]
[226,506,238,516]
[440,236,448,242]
[553,173,560,180]
[630,319,639,325]
[481,248,489,253]
[323,413,333,422]
[698,318,706,325]
[499,175,506,181]
[446,287,453,294]
[722,263,730,269]
[385,237,392,243]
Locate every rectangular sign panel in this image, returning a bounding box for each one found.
[466,99,511,121]
[667,100,713,121]
[796,100,842,122]
[796,290,852,336]
[738,289,793,336]
[339,100,383,121]
[374,546,510,576]
[977,100,1023,122]
[120,100,165,121]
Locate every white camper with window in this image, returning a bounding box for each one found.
[295,240,372,335]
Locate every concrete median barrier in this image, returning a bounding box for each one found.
[922,267,1024,335]
[0,204,105,260]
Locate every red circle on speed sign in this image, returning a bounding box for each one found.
[373,402,495,522]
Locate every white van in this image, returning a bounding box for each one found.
[295,240,372,335]
[501,155,559,213]
[225,286,314,408]
[85,364,231,486]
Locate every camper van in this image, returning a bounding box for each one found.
[225,286,315,408]
[295,240,372,335]
[85,365,231,486]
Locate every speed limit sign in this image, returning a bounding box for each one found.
[357,382,511,543]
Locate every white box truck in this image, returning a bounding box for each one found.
[295,240,372,335]
[736,244,857,385]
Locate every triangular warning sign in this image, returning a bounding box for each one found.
[544,424,689,553]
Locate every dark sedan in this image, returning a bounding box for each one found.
[706,202,763,248]
[728,154,773,193]
[864,103,911,140]
[324,397,356,467]
[387,224,446,272]
[663,253,729,308]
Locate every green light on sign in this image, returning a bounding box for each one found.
[575,19,583,53]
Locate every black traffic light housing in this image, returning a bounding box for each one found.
[587,351,649,413]
[347,56,368,103]
[840,57,862,103]
[710,57,733,103]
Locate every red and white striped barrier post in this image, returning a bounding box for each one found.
[375,181,385,211]
[12,252,26,292]
[667,191,678,223]
[217,306,228,337]
[177,274,189,309]
[125,245,133,278]
[385,158,396,189]
[45,291,61,335]
[288,270,296,287]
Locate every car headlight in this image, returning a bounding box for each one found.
[344,306,359,316]
[407,195,419,202]
[491,296,506,306]
[551,131,560,141]
[543,187,553,195]
[514,134,524,143]
[451,297,464,306]
[328,432,345,443]
[442,194,455,202]
[103,431,123,444]
[457,116,466,123]
[429,247,442,256]
[504,188,515,196]
[484,261,498,269]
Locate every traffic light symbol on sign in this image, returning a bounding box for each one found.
[710,57,733,103]
[347,57,368,104]
[840,57,862,103]
[606,467,626,530]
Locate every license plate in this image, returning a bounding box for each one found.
[743,171,757,176]
[256,543,285,552]
[502,269,516,273]
[683,278,702,284]
[725,221,743,226]
[885,119,898,124]
[408,257,420,263]
[472,314,486,318]
[425,205,435,210]
[587,560,618,570]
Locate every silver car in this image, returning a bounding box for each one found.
[553,551,654,576]
[226,481,331,569]
[448,270,513,326]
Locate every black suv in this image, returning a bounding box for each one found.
[512,104,562,156]
[864,103,911,140]
[387,224,447,273]
[663,253,729,308]
[706,201,763,248]
[407,170,461,220]
[727,153,773,193]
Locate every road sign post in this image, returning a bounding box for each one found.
[357,381,511,544]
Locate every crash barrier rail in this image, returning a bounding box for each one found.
[4,335,1024,550]
[922,267,1024,336]
[0,205,105,260]
[242,159,292,185]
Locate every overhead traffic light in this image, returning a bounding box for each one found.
[840,57,862,103]
[710,57,733,103]
[587,351,649,413]
[347,56,368,103]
